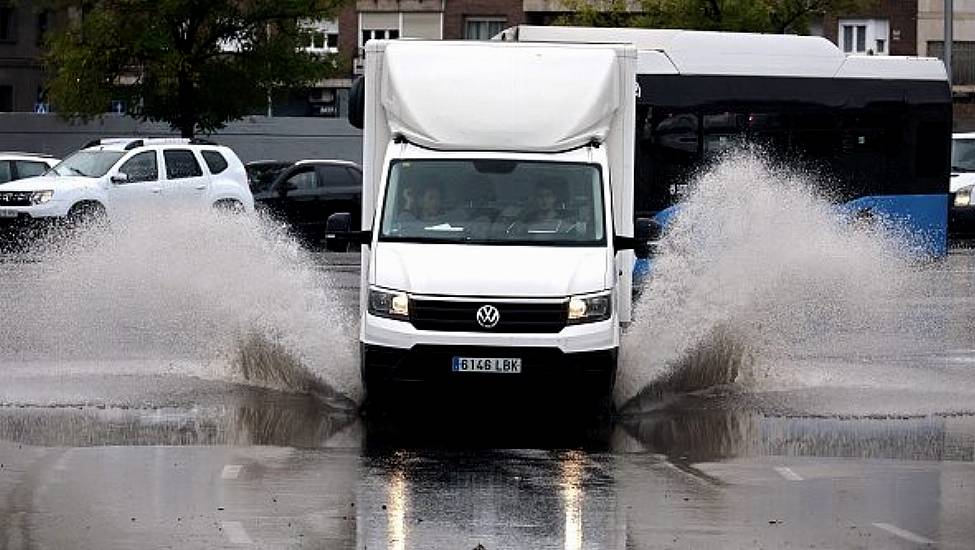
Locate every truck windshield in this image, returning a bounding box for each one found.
[380,160,605,246]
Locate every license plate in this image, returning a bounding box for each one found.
[452,357,522,374]
[0,209,17,218]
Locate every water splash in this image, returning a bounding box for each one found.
[0,208,360,402]
[618,152,959,412]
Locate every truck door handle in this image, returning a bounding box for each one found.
[194,185,206,190]
[151,188,162,194]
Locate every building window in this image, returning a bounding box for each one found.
[36,11,48,46]
[401,12,441,39]
[0,6,15,42]
[361,28,397,46]
[301,18,339,54]
[307,31,339,51]
[928,41,975,85]
[360,12,400,49]
[464,17,506,40]
[359,12,442,50]
[839,19,889,55]
[1,85,13,112]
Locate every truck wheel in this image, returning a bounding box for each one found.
[582,363,617,419]
[361,371,392,413]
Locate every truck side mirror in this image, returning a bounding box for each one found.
[325,212,353,252]
[326,213,372,252]
[111,172,129,184]
[348,77,365,129]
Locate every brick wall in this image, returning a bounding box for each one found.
[823,0,918,56]
[337,1,527,77]
[443,0,525,40]
[337,5,359,77]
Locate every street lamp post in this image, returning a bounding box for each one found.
[946,0,954,85]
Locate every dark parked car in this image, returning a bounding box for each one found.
[254,160,362,244]
[245,160,293,194]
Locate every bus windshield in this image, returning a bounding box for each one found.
[379,160,605,246]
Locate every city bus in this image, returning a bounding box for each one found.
[499,26,952,256]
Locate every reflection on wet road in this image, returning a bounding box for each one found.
[1,247,974,548]
[0,392,972,549]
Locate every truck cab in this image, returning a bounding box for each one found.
[333,40,644,407]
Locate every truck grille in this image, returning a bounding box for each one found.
[0,192,32,207]
[409,298,568,333]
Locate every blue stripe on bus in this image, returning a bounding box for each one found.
[633,194,949,282]
[840,194,948,257]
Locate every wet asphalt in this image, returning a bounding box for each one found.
[1,251,974,549]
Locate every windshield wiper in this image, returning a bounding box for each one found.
[68,167,90,177]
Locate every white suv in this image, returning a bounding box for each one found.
[0,138,253,226]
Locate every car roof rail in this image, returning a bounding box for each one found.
[294,159,359,166]
[82,138,142,149]
[81,137,218,150]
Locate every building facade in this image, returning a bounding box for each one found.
[822,0,919,56]
[0,1,60,112]
[1,0,542,117]
[9,0,963,116]
[918,0,975,89]
[300,0,527,118]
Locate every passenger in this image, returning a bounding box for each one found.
[399,185,416,217]
[399,183,447,225]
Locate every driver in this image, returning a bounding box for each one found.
[523,179,564,227]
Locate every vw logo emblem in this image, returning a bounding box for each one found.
[476,305,500,329]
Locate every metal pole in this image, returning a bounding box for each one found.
[946,0,954,85]
[266,23,273,118]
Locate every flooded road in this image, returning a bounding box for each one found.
[1,190,975,548]
[0,247,973,548]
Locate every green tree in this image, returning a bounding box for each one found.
[555,0,870,35]
[43,0,347,137]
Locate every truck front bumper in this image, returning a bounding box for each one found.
[362,343,617,390]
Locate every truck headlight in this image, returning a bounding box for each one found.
[567,291,611,324]
[368,287,409,319]
[955,186,973,207]
[30,190,54,205]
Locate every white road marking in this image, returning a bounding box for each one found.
[872,522,935,545]
[221,465,243,480]
[222,521,253,544]
[774,467,804,481]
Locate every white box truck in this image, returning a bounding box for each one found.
[329,39,648,405]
